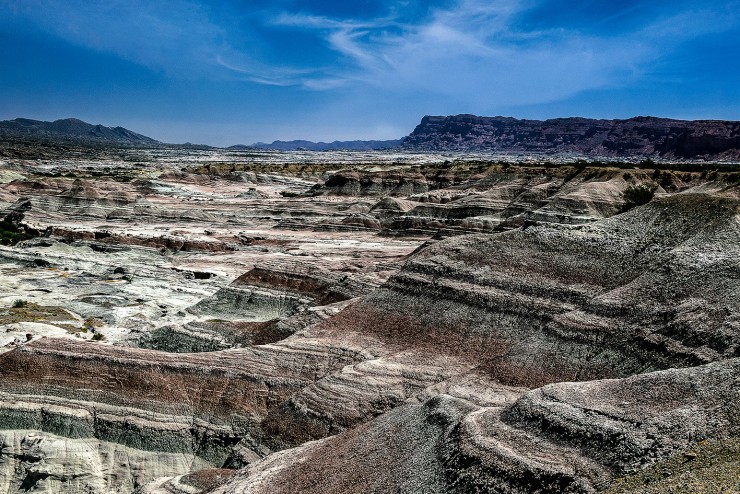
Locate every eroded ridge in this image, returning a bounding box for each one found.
[0,151,738,493]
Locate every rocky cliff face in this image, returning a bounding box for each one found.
[402,115,740,159]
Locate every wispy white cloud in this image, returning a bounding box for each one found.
[267,0,740,107]
[214,55,321,87]
[3,0,739,110]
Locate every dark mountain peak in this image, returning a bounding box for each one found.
[10,118,44,126]
[55,117,87,124]
[0,117,159,145]
[403,114,740,159]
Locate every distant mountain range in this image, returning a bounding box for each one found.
[0,118,159,145]
[246,139,403,151]
[3,115,740,159]
[401,115,740,159]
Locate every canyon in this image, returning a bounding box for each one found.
[0,139,737,493]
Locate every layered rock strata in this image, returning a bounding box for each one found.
[0,337,366,492]
[204,358,739,494]
[0,148,738,493]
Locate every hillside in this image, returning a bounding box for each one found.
[0,118,159,145]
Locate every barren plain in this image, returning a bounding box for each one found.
[0,146,738,493]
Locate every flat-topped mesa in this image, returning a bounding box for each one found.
[402,115,740,159]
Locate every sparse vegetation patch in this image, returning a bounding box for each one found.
[622,183,658,210]
[0,302,73,325]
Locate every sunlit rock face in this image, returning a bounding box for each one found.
[0,146,738,493]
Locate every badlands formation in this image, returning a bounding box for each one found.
[0,145,738,493]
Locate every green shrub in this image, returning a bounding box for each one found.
[622,184,657,210]
[83,317,104,329]
[12,299,27,309]
[91,333,105,341]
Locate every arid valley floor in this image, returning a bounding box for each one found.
[0,146,738,493]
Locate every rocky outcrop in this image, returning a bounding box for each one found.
[253,191,740,460]
[188,263,374,323]
[317,193,740,384]
[402,115,740,159]
[0,337,367,492]
[309,164,740,236]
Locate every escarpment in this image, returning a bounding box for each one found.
[0,149,738,493]
[0,337,368,492]
[402,115,740,159]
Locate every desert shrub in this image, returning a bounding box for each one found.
[91,333,105,341]
[12,299,27,308]
[83,317,104,329]
[622,183,657,210]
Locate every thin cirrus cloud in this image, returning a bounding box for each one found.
[0,0,738,144]
[5,0,739,98]
[0,0,215,71]
[268,0,739,106]
[7,0,737,94]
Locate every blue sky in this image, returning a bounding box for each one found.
[1,0,739,145]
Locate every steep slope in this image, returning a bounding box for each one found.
[0,337,368,492]
[1,152,739,493]
[202,358,739,494]
[258,191,740,461]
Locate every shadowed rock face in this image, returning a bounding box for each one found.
[0,118,159,145]
[0,148,738,493]
[402,115,740,159]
